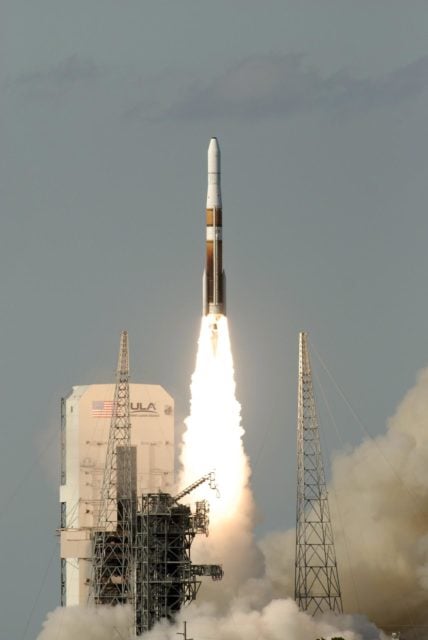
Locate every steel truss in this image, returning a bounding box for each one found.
[135,492,223,635]
[91,331,135,611]
[88,333,223,634]
[295,332,343,615]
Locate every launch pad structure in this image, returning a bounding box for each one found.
[91,331,135,608]
[135,490,222,634]
[89,331,223,635]
[294,332,343,615]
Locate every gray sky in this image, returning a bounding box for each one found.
[1,1,428,637]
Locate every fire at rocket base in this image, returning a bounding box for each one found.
[202,137,226,318]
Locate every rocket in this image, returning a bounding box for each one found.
[202,137,226,316]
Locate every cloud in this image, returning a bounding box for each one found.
[7,52,428,120]
[7,55,101,101]
[164,53,428,121]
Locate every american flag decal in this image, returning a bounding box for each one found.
[91,401,114,418]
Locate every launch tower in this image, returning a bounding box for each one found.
[294,332,343,615]
[78,332,223,633]
[136,475,223,634]
[91,330,135,607]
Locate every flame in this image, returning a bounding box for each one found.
[180,314,248,522]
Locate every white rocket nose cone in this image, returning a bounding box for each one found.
[208,137,220,174]
[207,137,221,208]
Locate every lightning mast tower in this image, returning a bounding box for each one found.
[91,331,135,610]
[294,332,343,615]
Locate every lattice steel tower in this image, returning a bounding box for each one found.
[294,331,343,615]
[91,331,135,611]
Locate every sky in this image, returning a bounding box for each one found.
[1,1,428,637]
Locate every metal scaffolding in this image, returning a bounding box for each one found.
[294,331,343,615]
[87,332,223,634]
[91,331,135,610]
[135,482,223,635]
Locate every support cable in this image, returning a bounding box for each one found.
[312,364,362,615]
[20,539,58,640]
[309,339,423,506]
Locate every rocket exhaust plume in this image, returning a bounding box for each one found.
[179,138,260,596]
[181,137,249,522]
[180,314,248,521]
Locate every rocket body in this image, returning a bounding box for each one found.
[203,137,226,316]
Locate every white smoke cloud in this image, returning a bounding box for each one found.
[259,367,428,637]
[332,367,428,632]
[38,601,383,640]
[37,604,134,640]
[143,597,384,640]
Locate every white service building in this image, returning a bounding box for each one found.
[59,383,175,606]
